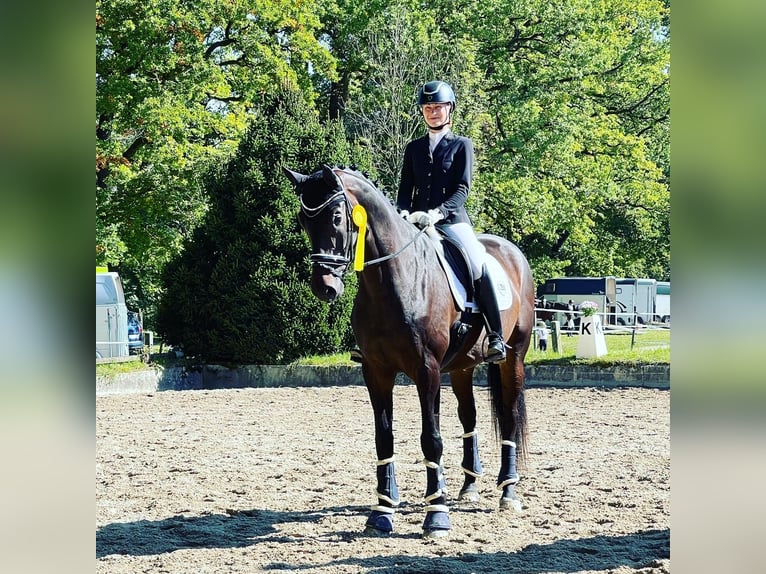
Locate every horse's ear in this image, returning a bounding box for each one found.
[282,167,308,188]
[322,164,343,191]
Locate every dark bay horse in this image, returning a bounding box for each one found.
[284,165,535,538]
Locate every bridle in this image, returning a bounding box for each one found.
[299,189,356,278]
[299,180,428,277]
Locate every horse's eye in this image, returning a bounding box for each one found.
[333,213,342,227]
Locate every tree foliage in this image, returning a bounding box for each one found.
[342,3,483,195]
[156,89,368,363]
[451,0,670,282]
[97,0,670,359]
[96,0,335,312]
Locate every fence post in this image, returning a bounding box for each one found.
[550,321,561,354]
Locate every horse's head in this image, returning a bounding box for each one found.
[283,165,355,303]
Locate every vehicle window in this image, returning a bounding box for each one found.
[96,276,117,305]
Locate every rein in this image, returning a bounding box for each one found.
[300,185,426,276]
[364,226,428,267]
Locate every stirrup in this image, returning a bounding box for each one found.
[484,336,506,363]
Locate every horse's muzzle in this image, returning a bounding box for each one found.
[311,271,345,302]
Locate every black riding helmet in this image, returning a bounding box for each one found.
[417,80,456,112]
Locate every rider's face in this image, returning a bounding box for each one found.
[421,103,450,129]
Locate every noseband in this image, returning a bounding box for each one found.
[300,189,356,278]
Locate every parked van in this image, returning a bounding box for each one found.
[96,268,129,358]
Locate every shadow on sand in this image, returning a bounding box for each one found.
[98,504,667,573]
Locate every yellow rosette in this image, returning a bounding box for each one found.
[351,205,367,271]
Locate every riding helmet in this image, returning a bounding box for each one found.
[417,81,456,111]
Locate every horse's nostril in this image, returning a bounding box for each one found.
[325,286,338,301]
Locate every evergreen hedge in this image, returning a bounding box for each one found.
[156,89,371,364]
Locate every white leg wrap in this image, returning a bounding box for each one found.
[501,440,516,447]
[369,504,396,514]
[497,477,519,490]
[461,430,478,438]
[423,458,441,469]
[424,504,449,513]
[424,489,444,503]
[376,456,395,465]
[375,492,400,506]
[461,466,483,478]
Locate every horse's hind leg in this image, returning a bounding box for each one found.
[450,368,483,503]
[362,367,399,536]
[490,356,528,513]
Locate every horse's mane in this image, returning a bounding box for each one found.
[332,165,398,214]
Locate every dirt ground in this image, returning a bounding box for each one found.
[96,385,669,573]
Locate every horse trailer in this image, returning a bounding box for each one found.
[655,281,670,323]
[539,277,619,324]
[96,269,129,359]
[614,278,658,325]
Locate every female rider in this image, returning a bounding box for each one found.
[397,80,506,363]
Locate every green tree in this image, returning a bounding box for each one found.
[342,3,483,195]
[96,0,335,316]
[156,88,369,364]
[430,0,670,283]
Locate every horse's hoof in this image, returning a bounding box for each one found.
[499,497,523,512]
[423,510,451,537]
[364,510,394,534]
[423,527,450,540]
[458,485,481,503]
[363,525,392,537]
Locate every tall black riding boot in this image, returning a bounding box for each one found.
[474,265,506,363]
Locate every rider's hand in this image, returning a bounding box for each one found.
[399,210,410,220]
[407,209,444,228]
[427,208,444,224]
[407,211,430,227]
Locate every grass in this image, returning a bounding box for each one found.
[96,328,669,376]
[526,326,669,366]
[96,344,181,377]
[293,327,670,367]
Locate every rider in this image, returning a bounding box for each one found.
[397,80,506,363]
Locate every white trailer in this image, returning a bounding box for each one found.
[96,269,129,358]
[655,281,670,323]
[615,278,657,325]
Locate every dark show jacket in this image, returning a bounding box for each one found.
[396,131,474,225]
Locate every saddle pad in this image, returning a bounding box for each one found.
[486,256,513,310]
[441,254,512,312]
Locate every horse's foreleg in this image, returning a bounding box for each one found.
[450,369,483,503]
[416,361,451,538]
[363,369,399,535]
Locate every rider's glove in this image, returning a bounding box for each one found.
[399,210,410,220]
[427,208,444,224]
[407,209,444,228]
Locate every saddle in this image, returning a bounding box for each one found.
[431,226,512,313]
[430,226,513,371]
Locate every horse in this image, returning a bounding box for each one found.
[536,299,578,322]
[283,164,535,539]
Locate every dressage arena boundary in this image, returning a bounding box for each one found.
[96,363,669,395]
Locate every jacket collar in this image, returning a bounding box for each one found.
[419,130,455,154]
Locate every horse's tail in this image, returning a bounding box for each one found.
[487,363,528,465]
